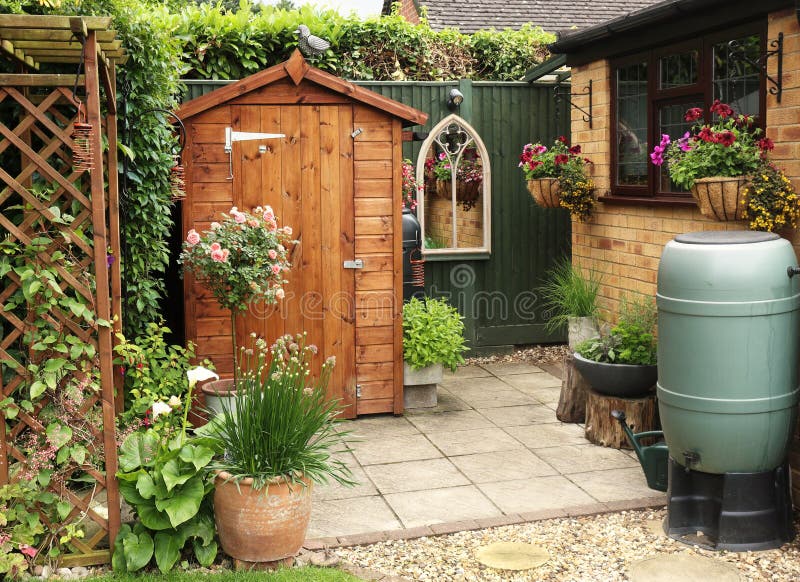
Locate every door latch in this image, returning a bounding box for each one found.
[343,259,364,269]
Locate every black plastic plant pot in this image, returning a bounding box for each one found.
[572,352,657,398]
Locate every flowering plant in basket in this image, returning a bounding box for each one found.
[401,159,420,211]
[519,136,595,221]
[741,165,800,232]
[180,206,295,372]
[649,100,767,190]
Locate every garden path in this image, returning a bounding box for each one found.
[306,361,665,547]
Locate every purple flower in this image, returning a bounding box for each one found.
[107,254,115,268]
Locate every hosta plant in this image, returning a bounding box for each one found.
[402,297,468,371]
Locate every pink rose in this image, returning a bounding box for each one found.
[267,220,277,232]
[210,222,221,230]
[276,288,285,300]
[268,249,277,260]
[186,229,200,245]
[210,242,221,252]
[284,226,293,236]
[233,212,246,224]
[221,249,230,261]
[263,206,275,221]
[248,219,258,227]
[271,264,281,275]
[211,249,227,262]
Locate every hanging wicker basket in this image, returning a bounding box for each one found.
[527,178,561,208]
[435,179,450,199]
[690,176,749,221]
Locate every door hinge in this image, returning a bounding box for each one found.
[356,384,362,398]
[343,259,364,269]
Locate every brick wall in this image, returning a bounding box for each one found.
[569,7,800,504]
[425,197,483,248]
[396,0,420,24]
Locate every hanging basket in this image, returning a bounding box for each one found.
[527,178,561,208]
[71,103,94,173]
[457,181,482,211]
[690,176,749,221]
[435,179,450,199]
[170,155,186,201]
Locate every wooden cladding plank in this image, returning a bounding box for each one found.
[195,299,229,319]
[192,107,231,125]
[356,398,393,415]
[352,122,392,142]
[391,118,403,415]
[357,361,393,383]
[230,81,351,105]
[354,179,391,198]
[190,123,226,144]
[356,270,394,292]
[197,335,235,356]
[356,344,393,364]
[280,106,303,337]
[358,254,392,272]
[355,215,391,235]
[356,325,393,345]
[355,290,395,310]
[191,163,230,183]
[191,201,232,222]
[354,160,392,180]
[354,198,392,217]
[190,181,232,203]
[355,307,395,328]
[191,143,229,164]
[354,141,392,161]
[353,106,389,123]
[355,234,392,254]
[196,317,231,338]
[356,380,393,399]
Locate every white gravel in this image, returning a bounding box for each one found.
[336,508,800,581]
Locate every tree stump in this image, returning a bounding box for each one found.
[585,387,659,449]
[556,353,590,423]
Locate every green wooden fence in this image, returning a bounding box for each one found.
[181,79,571,352]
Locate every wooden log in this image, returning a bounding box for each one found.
[585,387,659,449]
[556,353,590,423]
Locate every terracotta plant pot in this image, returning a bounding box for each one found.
[201,378,237,418]
[690,176,749,221]
[527,178,561,208]
[214,471,313,564]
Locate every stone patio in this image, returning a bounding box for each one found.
[307,361,666,546]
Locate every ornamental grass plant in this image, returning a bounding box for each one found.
[209,333,354,491]
[540,258,602,334]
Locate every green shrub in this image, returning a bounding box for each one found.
[402,297,468,371]
[539,258,602,333]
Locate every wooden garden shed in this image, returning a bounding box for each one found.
[177,50,427,418]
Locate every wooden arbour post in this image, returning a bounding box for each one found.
[0,14,126,566]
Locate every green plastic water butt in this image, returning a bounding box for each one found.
[657,231,800,474]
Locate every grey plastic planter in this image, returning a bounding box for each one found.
[572,352,657,398]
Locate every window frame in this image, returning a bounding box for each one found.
[608,22,767,203]
[414,114,492,258]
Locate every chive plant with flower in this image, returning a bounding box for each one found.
[519,136,595,220]
[649,100,766,190]
[179,206,296,378]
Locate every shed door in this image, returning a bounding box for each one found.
[232,104,357,418]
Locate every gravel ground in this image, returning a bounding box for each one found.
[465,344,571,366]
[335,508,800,581]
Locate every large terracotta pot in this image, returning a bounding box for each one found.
[527,178,561,208]
[214,471,313,564]
[690,176,749,221]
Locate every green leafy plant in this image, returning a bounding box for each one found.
[576,295,657,365]
[208,333,354,491]
[539,258,602,333]
[113,367,220,573]
[650,100,767,189]
[402,297,468,371]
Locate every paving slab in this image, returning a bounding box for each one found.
[440,375,511,391]
[628,553,743,582]
[481,362,548,376]
[454,388,538,409]
[384,485,501,528]
[350,433,442,466]
[405,409,494,433]
[478,476,597,513]
[307,496,402,538]
[443,364,492,379]
[501,373,563,391]
[313,463,378,501]
[479,404,560,427]
[504,422,588,449]
[535,444,640,474]
[565,467,662,503]
[345,415,420,438]
[363,458,469,494]
[449,448,558,483]
[425,427,525,456]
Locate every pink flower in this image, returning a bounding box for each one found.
[20,545,37,558]
[533,145,547,155]
[210,242,221,252]
[248,219,259,227]
[284,226,293,236]
[186,229,200,245]
[211,249,227,262]
[271,264,281,275]
[210,222,221,230]
[221,248,230,261]
[268,249,278,260]
[275,288,285,299]
[230,206,239,213]
[267,220,277,232]
[263,206,275,221]
[233,212,246,224]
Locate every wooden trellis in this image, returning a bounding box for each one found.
[0,15,124,566]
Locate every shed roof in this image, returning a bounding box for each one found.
[408,0,663,34]
[177,50,428,127]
